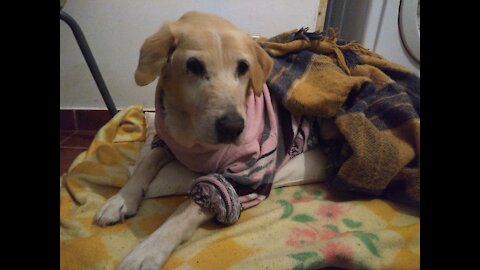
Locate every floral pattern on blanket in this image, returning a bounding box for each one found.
[268,186,418,270]
[60,106,420,270]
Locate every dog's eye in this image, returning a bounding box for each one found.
[236,60,249,76]
[186,57,206,76]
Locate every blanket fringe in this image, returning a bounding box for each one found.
[280,27,382,75]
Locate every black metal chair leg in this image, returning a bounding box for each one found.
[60,10,118,117]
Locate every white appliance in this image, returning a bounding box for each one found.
[324,0,420,75]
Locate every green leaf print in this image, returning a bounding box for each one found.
[293,190,304,199]
[354,232,381,257]
[275,187,284,194]
[289,252,317,262]
[289,252,323,270]
[312,189,323,198]
[277,200,293,218]
[357,262,370,270]
[292,263,304,270]
[292,214,317,223]
[323,224,339,232]
[342,218,363,229]
[307,258,323,269]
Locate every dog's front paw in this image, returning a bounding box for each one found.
[95,194,140,226]
[117,241,168,270]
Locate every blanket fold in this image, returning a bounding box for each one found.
[262,28,420,207]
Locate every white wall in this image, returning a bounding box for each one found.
[374,0,420,75]
[333,0,420,75]
[60,0,320,110]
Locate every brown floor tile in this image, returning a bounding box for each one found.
[60,148,85,175]
[60,110,76,130]
[76,110,111,130]
[60,131,74,144]
[62,130,97,147]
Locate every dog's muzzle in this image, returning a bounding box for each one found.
[215,111,244,143]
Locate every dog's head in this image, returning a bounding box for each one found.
[135,11,273,148]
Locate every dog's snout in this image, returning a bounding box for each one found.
[215,112,244,143]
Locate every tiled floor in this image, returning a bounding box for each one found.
[60,109,110,176]
[60,130,97,175]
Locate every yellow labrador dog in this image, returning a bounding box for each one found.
[95,11,326,270]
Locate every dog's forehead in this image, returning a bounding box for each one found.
[175,31,251,63]
[179,28,247,48]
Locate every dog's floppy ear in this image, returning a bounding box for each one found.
[249,41,273,96]
[135,23,177,86]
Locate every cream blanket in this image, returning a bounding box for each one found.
[60,105,419,270]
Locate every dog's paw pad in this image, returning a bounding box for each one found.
[95,194,138,226]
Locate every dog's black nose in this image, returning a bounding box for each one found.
[215,112,244,143]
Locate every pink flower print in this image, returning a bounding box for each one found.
[319,229,340,240]
[320,242,354,265]
[316,204,345,221]
[286,227,318,248]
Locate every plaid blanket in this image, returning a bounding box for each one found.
[261,28,420,207]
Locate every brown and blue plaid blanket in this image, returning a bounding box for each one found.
[261,28,420,207]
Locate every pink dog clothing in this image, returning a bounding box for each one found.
[153,84,317,224]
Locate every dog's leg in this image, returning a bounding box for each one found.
[144,161,200,198]
[96,147,171,226]
[117,200,214,270]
